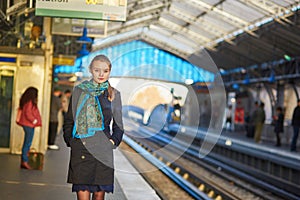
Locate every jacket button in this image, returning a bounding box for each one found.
[81,155,85,159]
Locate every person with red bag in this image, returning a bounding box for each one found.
[17,87,42,169]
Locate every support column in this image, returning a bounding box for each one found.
[276,82,285,108]
[264,83,276,116]
[40,17,53,153]
[292,83,299,101]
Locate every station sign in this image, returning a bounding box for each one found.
[35,0,127,21]
[52,18,107,38]
[53,56,75,66]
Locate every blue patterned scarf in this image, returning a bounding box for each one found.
[72,80,109,138]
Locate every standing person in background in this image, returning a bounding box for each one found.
[254,102,266,143]
[291,100,300,152]
[273,107,284,147]
[58,89,72,135]
[63,55,124,200]
[246,101,259,138]
[17,87,42,169]
[225,105,233,131]
[61,89,72,119]
[48,87,62,150]
[64,89,72,98]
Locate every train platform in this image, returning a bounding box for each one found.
[221,125,300,158]
[168,122,300,159]
[0,134,161,200]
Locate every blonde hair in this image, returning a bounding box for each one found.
[89,55,115,101]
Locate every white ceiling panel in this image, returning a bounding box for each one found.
[221,0,265,22]
[91,0,300,69]
[204,12,237,31]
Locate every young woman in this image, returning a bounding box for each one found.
[63,55,124,200]
[17,87,42,169]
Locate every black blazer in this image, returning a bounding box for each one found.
[63,87,124,147]
[292,106,300,127]
[62,86,124,185]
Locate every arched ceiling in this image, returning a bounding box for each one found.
[93,0,300,72]
[1,0,300,73]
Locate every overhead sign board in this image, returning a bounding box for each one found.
[36,0,127,21]
[53,56,75,66]
[52,18,107,38]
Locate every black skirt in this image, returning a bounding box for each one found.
[72,184,113,193]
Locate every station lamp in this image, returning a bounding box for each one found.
[76,20,92,57]
[77,44,90,57]
[76,26,93,44]
[269,70,275,83]
[232,83,239,90]
[243,73,250,84]
[284,54,292,61]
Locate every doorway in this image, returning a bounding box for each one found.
[0,68,14,148]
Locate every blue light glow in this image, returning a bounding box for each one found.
[54,40,214,83]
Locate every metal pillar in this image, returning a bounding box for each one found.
[276,82,285,108]
[40,17,53,153]
[264,83,276,116]
[292,83,299,101]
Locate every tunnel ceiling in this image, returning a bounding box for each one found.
[1,0,300,72]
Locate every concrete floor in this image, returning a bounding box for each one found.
[0,134,126,200]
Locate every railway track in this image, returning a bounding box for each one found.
[165,124,300,199]
[123,135,254,200]
[120,134,242,200]
[122,119,299,200]
[123,130,250,199]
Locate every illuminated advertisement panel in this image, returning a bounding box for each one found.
[36,0,127,21]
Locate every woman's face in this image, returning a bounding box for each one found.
[90,60,111,84]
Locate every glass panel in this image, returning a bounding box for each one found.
[0,69,14,148]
